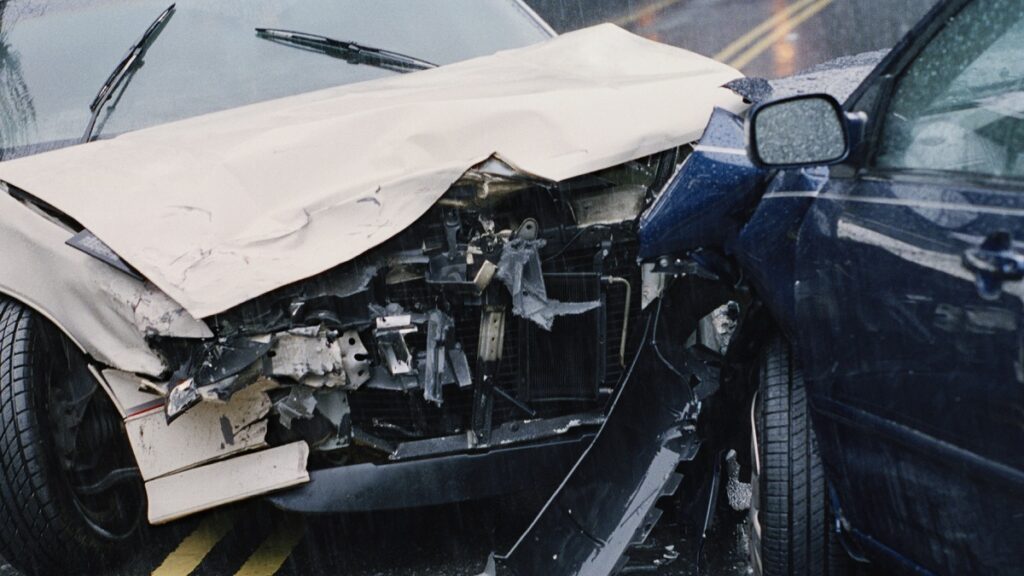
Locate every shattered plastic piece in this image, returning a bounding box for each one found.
[66,229,144,280]
[491,320,702,576]
[449,344,472,388]
[495,239,600,331]
[275,386,318,429]
[187,337,273,388]
[473,260,498,291]
[364,365,419,392]
[338,330,372,388]
[271,328,348,388]
[314,389,351,450]
[166,337,272,420]
[374,311,417,376]
[166,379,201,422]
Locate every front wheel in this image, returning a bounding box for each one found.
[748,335,850,576]
[0,299,145,575]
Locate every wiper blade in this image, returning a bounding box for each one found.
[255,28,437,73]
[83,3,175,143]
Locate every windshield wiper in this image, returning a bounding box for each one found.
[255,28,437,73]
[82,3,176,143]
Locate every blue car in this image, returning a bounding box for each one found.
[641,0,1024,573]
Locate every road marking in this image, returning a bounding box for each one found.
[713,0,820,62]
[152,513,236,576]
[613,0,685,27]
[233,516,306,576]
[727,0,835,69]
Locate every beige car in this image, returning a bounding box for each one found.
[0,1,743,573]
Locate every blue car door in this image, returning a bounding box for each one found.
[793,0,1024,573]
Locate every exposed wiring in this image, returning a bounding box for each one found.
[542,224,610,264]
[651,296,689,382]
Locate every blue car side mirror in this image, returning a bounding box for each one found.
[746,93,863,169]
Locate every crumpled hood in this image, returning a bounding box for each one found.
[0,24,743,318]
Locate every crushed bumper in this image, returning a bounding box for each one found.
[267,436,591,513]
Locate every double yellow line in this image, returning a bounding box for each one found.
[151,513,306,576]
[715,0,835,69]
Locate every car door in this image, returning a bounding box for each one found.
[793,0,1024,573]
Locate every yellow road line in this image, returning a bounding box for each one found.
[728,0,835,69]
[613,0,685,27]
[233,516,306,576]
[152,513,236,576]
[713,0,820,62]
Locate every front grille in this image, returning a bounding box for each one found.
[349,238,643,441]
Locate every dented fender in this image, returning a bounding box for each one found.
[0,186,210,376]
[638,108,766,260]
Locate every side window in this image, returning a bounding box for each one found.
[876,0,1024,179]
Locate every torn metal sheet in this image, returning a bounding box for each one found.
[0,25,743,318]
[489,319,702,576]
[271,328,349,388]
[495,239,601,330]
[145,441,309,524]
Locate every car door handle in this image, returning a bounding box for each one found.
[962,231,1024,299]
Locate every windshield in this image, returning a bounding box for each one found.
[0,0,551,160]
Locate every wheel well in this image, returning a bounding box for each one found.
[0,291,123,412]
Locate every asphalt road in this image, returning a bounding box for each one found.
[4,1,937,575]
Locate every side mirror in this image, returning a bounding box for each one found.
[746,94,851,169]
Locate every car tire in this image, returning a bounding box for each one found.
[0,299,145,576]
[749,335,849,576]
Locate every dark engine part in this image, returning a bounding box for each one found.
[153,154,672,464]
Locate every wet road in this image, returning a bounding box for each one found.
[109,495,751,576]
[537,0,938,79]
[6,1,936,575]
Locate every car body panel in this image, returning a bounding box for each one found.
[0,24,744,319]
[786,0,1024,571]
[0,184,207,375]
[795,175,1024,574]
[638,108,764,259]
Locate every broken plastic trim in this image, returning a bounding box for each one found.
[488,312,703,576]
[495,239,601,331]
[66,229,145,280]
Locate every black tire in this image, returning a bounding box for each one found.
[0,299,144,575]
[749,335,849,576]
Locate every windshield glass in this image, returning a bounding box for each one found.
[0,0,551,160]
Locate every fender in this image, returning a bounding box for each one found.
[638,107,766,260]
[0,185,210,377]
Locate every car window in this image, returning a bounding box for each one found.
[0,0,551,161]
[875,0,1024,179]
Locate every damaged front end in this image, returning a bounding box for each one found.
[117,151,689,522]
